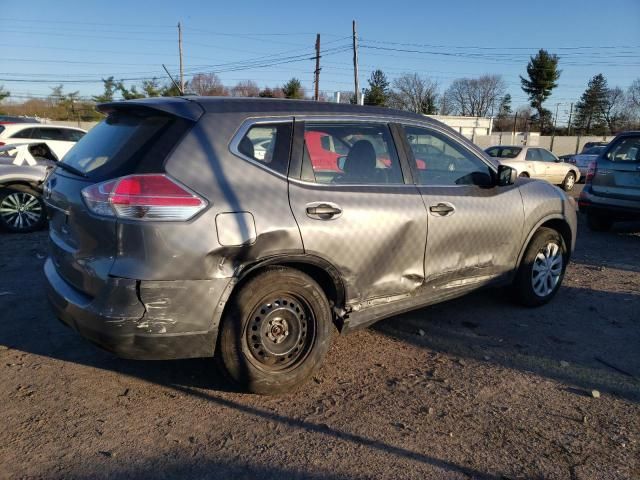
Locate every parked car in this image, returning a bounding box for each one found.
[0,142,58,232]
[0,123,86,160]
[485,145,580,191]
[44,97,577,394]
[566,145,607,178]
[578,131,640,231]
[0,115,41,124]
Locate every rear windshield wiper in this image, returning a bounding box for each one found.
[55,162,87,178]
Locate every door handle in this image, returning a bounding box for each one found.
[429,203,455,216]
[306,203,342,220]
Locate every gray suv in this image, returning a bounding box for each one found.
[44,97,577,394]
[578,131,640,231]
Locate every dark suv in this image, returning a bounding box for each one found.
[45,97,577,394]
[579,131,640,231]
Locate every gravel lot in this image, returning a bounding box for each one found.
[1,186,639,480]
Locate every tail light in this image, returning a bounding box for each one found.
[81,174,206,221]
[585,161,597,184]
[0,142,5,146]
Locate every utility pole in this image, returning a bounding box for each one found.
[314,34,321,101]
[550,103,560,152]
[567,102,573,136]
[178,21,184,94]
[352,20,359,104]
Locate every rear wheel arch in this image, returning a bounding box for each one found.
[221,255,347,329]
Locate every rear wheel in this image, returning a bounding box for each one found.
[0,185,46,233]
[562,172,576,191]
[587,212,613,232]
[514,227,567,307]
[217,267,332,394]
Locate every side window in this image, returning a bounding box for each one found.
[33,128,65,140]
[606,136,640,162]
[62,130,86,142]
[236,122,293,175]
[540,149,557,162]
[525,149,541,161]
[403,125,492,186]
[302,123,403,185]
[10,128,34,139]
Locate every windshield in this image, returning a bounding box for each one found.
[485,146,521,159]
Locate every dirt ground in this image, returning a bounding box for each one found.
[1,186,639,480]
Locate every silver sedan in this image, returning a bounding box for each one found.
[485,145,581,191]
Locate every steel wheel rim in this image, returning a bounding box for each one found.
[0,192,42,230]
[244,294,316,372]
[565,174,575,189]
[531,241,563,297]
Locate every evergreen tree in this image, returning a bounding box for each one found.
[282,78,304,99]
[520,49,561,132]
[498,94,512,117]
[0,85,9,102]
[574,74,608,134]
[363,69,390,106]
[92,77,117,103]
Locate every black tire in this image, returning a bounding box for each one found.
[519,172,530,178]
[586,212,613,232]
[513,227,567,307]
[0,185,47,233]
[562,172,576,191]
[217,266,332,394]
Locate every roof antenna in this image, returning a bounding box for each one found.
[162,64,184,96]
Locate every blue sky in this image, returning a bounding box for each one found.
[2,0,639,125]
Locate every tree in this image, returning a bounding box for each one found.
[602,86,628,133]
[574,74,608,134]
[444,75,506,117]
[628,79,640,109]
[142,78,162,97]
[190,73,227,96]
[0,85,11,103]
[498,94,512,116]
[520,49,561,132]
[116,82,145,100]
[363,69,390,106]
[232,80,260,97]
[282,78,304,99]
[92,77,117,103]
[389,73,438,114]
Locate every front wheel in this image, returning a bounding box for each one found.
[513,227,567,307]
[0,185,47,233]
[217,267,332,394]
[562,172,576,191]
[518,172,530,178]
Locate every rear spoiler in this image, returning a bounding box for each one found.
[97,97,204,122]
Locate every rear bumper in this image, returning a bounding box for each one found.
[44,258,232,360]
[578,186,640,220]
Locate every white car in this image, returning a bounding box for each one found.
[0,123,86,160]
[485,145,581,192]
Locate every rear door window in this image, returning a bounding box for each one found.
[301,122,403,185]
[525,149,542,161]
[539,149,557,162]
[33,128,65,140]
[60,129,85,142]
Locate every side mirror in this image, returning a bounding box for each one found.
[497,164,517,186]
[337,155,347,171]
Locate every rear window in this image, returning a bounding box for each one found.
[61,112,191,179]
[486,146,521,158]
